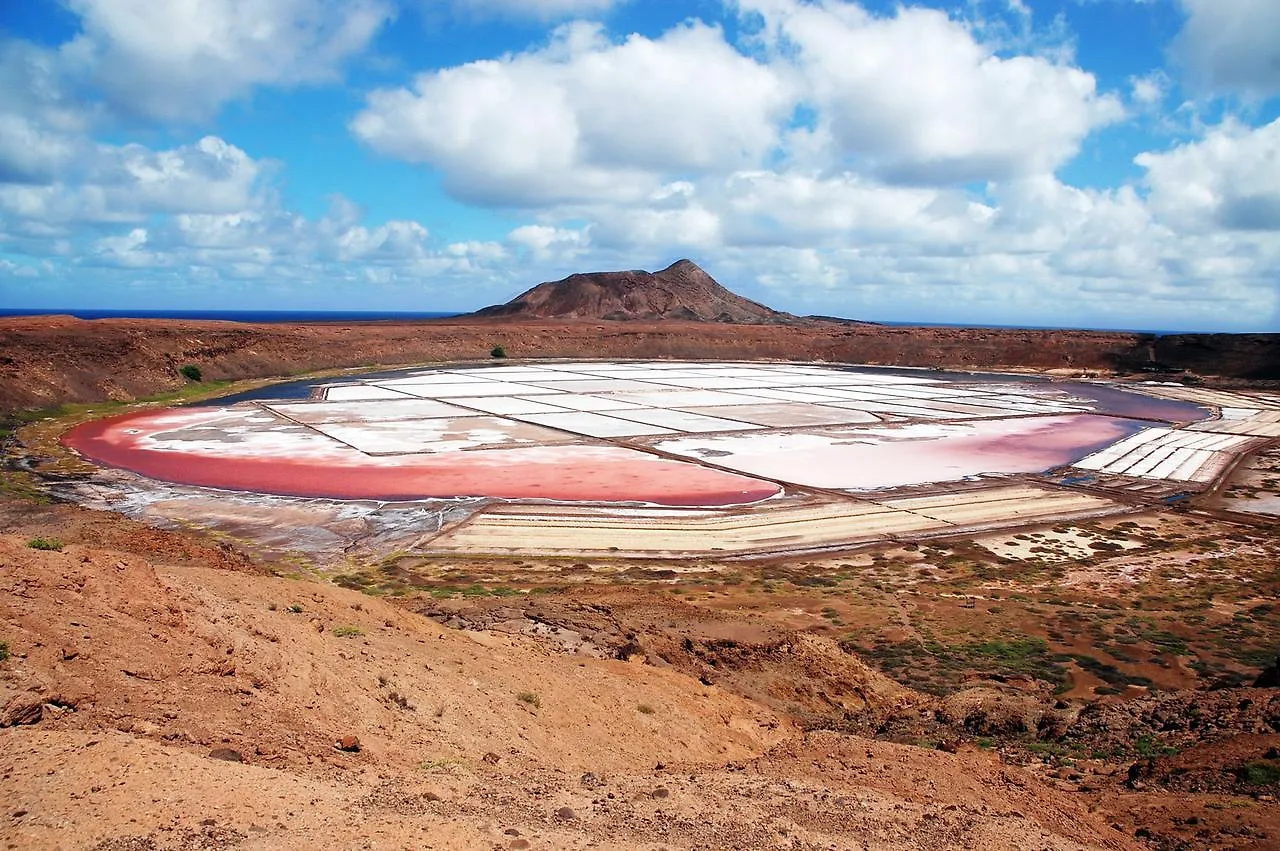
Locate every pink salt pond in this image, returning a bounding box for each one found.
[61,361,1206,505]
[651,414,1147,491]
[63,408,779,507]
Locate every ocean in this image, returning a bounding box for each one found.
[0,309,460,322]
[0,309,1199,335]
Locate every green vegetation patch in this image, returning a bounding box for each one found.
[1238,760,1280,785]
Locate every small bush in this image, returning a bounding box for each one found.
[637,703,655,715]
[180,364,203,382]
[490,345,507,359]
[0,641,10,662]
[516,691,540,708]
[332,625,363,638]
[1240,760,1280,785]
[287,604,303,614]
[27,537,63,552]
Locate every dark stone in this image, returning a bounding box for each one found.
[1254,656,1280,688]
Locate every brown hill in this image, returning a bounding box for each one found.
[473,259,797,323]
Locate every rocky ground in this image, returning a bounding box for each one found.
[1,495,1277,850]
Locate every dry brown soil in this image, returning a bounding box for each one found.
[1,492,1278,850]
[2,323,1279,850]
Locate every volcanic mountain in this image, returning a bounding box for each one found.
[473,259,798,323]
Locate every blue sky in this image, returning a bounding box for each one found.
[1,0,1277,331]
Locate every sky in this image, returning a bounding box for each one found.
[0,0,1277,332]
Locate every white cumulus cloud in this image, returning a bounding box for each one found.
[0,136,267,228]
[351,21,792,205]
[1137,118,1280,231]
[61,0,395,121]
[740,0,1124,183]
[1171,0,1280,99]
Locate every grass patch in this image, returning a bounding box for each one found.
[1239,760,1280,785]
[0,641,9,662]
[517,691,541,709]
[27,537,63,552]
[1134,734,1180,758]
[332,625,363,638]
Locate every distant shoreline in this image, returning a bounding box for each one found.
[0,309,461,323]
[0,308,1229,336]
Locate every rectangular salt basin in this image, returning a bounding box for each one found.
[513,411,678,438]
[485,371,604,382]
[519,378,664,394]
[434,367,529,378]
[614,361,709,369]
[375,373,504,386]
[681,404,879,428]
[444,396,572,416]
[779,371,943,386]
[266,398,472,424]
[738,388,869,403]
[666,367,795,378]
[610,390,777,408]
[566,370,716,381]
[322,385,416,402]
[542,362,638,373]
[532,395,649,413]
[609,408,761,433]
[385,381,567,398]
[441,367,563,380]
[314,417,574,455]
[1192,421,1280,438]
[782,387,901,401]
[639,376,792,390]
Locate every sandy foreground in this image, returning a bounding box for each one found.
[0,510,1140,851]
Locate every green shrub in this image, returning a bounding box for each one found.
[1240,760,1280,785]
[637,703,655,715]
[332,625,363,638]
[0,641,10,662]
[490,345,507,359]
[179,364,203,382]
[27,537,63,552]
[516,691,540,708]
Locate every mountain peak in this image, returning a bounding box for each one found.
[472,261,796,324]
